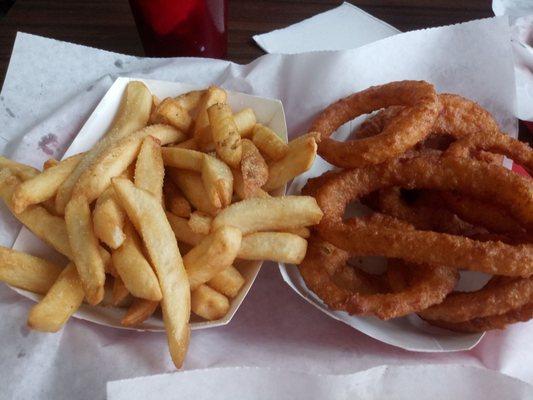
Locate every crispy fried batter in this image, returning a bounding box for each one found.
[298,235,457,320]
[315,154,533,277]
[311,81,440,168]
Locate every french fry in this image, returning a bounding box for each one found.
[166,212,206,246]
[134,136,165,203]
[99,246,112,271]
[65,195,106,305]
[251,124,288,160]
[161,147,204,171]
[239,232,308,264]
[201,155,233,208]
[0,156,39,181]
[212,196,323,235]
[111,221,162,301]
[55,81,153,214]
[174,90,205,112]
[207,103,242,168]
[43,158,59,169]
[40,198,58,216]
[0,170,73,258]
[155,220,240,322]
[173,138,198,150]
[12,153,84,214]
[232,169,270,200]
[196,107,258,150]
[112,276,130,306]
[193,86,227,138]
[208,265,245,298]
[183,226,241,290]
[93,187,126,249]
[1,170,115,268]
[0,246,63,294]
[234,108,257,138]
[102,248,118,278]
[168,169,219,215]
[73,124,183,204]
[286,227,311,238]
[240,139,268,198]
[163,148,232,208]
[191,285,229,320]
[197,108,257,151]
[163,180,191,218]
[151,98,192,132]
[195,127,216,152]
[40,159,61,213]
[187,211,212,235]
[113,178,190,368]
[121,298,159,327]
[152,94,161,109]
[263,133,318,191]
[27,263,85,332]
[237,181,314,240]
[0,81,327,370]
[124,163,136,180]
[99,279,122,307]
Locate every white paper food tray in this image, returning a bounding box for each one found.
[10,77,288,332]
[278,118,485,353]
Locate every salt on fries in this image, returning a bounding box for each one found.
[55,81,153,214]
[111,221,162,301]
[0,81,319,368]
[27,263,85,332]
[113,178,191,368]
[92,187,126,249]
[0,247,62,294]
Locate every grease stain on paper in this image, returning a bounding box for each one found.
[5,107,15,118]
[114,59,124,69]
[38,133,59,156]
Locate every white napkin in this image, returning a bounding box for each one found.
[107,365,533,400]
[255,2,533,121]
[0,17,530,400]
[493,0,533,18]
[253,2,399,54]
[493,0,533,121]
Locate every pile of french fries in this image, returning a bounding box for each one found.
[0,81,323,368]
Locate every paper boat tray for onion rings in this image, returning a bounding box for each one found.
[279,120,487,353]
[9,77,288,332]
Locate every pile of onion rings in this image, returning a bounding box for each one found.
[298,80,533,332]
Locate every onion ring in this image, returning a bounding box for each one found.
[376,188,479,236]
[422,303,533,333]
[354,94,504,166]
[438,191,527,235]
[354,106,404,139]
[446,129,533,175]
[298,235,458,320]
[310,81,440,168]
[354,94,500,145]
[376,188,527,237]
[315,154,533,277]
[418,276,533,323]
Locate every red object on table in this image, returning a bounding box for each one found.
[525,121,533,135]
[129,0,227,58]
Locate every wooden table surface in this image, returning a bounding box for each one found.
[2,1,528,138]
[0,0,493,82]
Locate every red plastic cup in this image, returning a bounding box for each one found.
[129,0,228,58]
[524,120,533,135]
